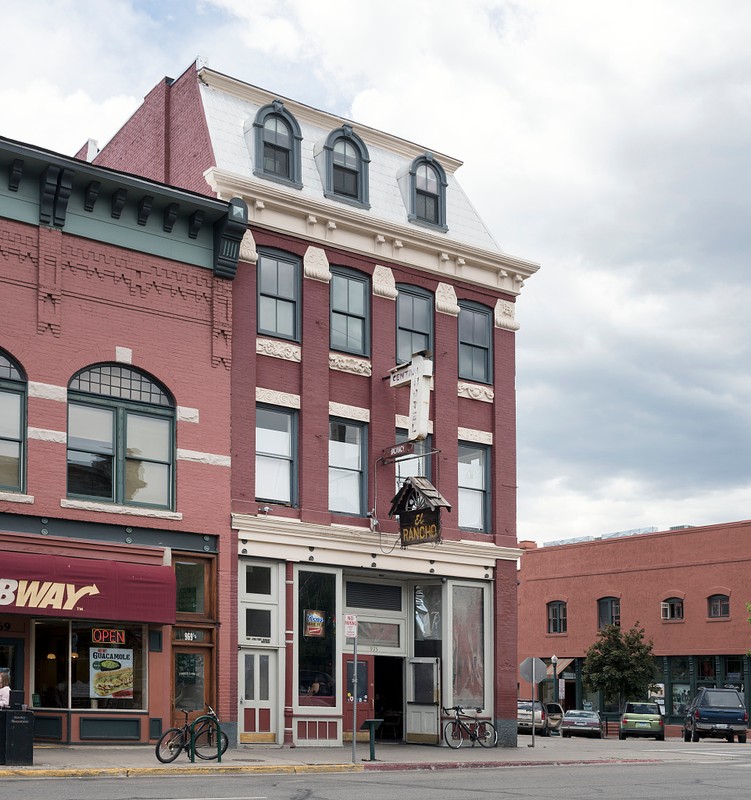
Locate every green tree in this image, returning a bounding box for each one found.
[582,624,657,711]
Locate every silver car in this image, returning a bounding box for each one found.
[517,700,549,736]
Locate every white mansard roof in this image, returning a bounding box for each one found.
[197,67,538,294]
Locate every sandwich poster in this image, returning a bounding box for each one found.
[89,648,134,698]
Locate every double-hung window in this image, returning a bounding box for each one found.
[66,365,174,509]
[251,101,303,188]
[396,285,433,365]
[256,405,296,506]
[322,126,370,208]
[457,442,489,531]
[458,301,493,384]
[330,267,369,356]
[329,418,366,516]
[257,250,300,341]
[0,351,26,492]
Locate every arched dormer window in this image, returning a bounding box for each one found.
[408,153,448,231]
[322,125,370,208]
[249,100,303,188]
[67,364,175,509]
[0,350,27,493]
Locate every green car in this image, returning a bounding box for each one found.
[619,701,665,740]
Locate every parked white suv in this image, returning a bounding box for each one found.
[517,700,549,736]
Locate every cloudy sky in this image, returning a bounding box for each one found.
[4,0,750,544]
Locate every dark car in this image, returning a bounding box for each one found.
[682,687,748,743]
[619,701,664,740]
[560,709,605,738]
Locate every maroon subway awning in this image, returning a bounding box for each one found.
[0,551,176,624]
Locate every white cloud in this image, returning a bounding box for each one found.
[4,0,751,544]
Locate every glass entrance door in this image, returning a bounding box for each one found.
[172,648,213,728]
[238,649,276,743]
[405,657,440,743]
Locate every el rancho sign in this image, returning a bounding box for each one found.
[389,476,452,548]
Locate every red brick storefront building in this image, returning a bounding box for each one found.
[518,521,751,722]
[92,62,539,746]
[0,135,245,744]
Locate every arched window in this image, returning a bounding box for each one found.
[322,125,370,208]
[250,101,303,188]
[661,597,684,620]
[597,596,620,629]
[707,594,730,618]
[67,364,175,509]
[408,154,448,230]
[0,350,26,492]
[547,601,567,634]
[458,301,493,384]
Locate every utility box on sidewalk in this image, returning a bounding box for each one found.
[0,709,34,765]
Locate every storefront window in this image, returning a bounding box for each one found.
[298,570,336,706]
[723,656,743,690]
[414,584,442,658]
[33,620,145,710]
[698,656,716,682]
[452,585,484,708]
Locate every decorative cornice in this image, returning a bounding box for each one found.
[256,337,302,362]
[232,513,523,578]
[239,229,258,263]
[457,382,494,403]
[329,353,372,377]
[303,246,331,282]
[205,167,539,296]
[495,299,520,331]
[256,387,301,408]
[435,282,460,316]
[372,265,398,300]
[458,427,493,445]
[329,402,370,422]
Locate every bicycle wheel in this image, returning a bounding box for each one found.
[155,727,185,763]
[194,719,229,759]
[475,720,498,748]
[443,720,465,749]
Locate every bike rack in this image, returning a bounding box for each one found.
[188,715,223,763]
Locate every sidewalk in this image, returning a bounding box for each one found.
[0,734,692,779]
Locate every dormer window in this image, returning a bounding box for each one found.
[407,154,448,231]
[248,101,303,188]
[320,125,370,208]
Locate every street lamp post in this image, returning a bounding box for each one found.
[552,654,559,704]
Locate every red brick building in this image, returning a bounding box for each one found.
[517,522,751,722]
[93,62,539,747]
[0,135,245,744]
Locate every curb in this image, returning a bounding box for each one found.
[0,757,660,779]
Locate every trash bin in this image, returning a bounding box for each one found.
[0,709,34,765]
